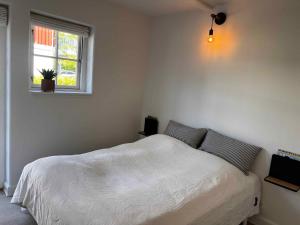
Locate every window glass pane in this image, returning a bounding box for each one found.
[58,32,79,60]
[57,59,78,87]
[33,56,56,85]
[33,26,56,57]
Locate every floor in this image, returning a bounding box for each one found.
[0,192,37,225]
[0,191,254,225]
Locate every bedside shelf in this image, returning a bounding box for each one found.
[138,131,147,136]
[265,176,300,192]
[138,131,150,140]
[265,154,300,192]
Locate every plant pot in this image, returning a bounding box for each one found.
[41,79,55,92]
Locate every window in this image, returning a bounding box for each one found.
[30,12,93,93]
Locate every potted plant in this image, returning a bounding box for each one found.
[39,69,57,92]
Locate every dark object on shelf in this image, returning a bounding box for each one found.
[264,154,300,192]
[41,79,55,92]
[140,116,158,136]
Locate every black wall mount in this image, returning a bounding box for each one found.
[211,12,227,25]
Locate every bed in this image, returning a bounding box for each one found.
[11,134,260,225]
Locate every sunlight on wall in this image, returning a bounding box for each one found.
[199,25,238,62]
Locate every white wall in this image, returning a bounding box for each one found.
[2,0,150,192]
[142,0,300,225]
[0,26,6,188]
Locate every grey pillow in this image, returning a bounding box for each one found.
[164,120,207,148]
[199,130,262,175]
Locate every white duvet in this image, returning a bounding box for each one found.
[12,134,260,225]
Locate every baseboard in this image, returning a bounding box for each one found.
[249,215,279,225]
[3,182,15,197]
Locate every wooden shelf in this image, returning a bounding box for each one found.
[265,176,300,192]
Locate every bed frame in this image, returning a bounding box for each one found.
[20,206,249,225]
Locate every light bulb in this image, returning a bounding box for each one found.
[208,28,214,43]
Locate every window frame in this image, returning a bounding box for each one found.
[29,19,90,93]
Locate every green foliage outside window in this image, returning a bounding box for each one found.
[58,32,78,74]
[34,74,77,86]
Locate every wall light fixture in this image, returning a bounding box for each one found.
[208,12,226,43]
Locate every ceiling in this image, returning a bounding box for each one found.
[107,0,227,16]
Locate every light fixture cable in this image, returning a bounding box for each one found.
[210,14,215,30]
[208,14,215,42]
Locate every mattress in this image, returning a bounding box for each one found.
[11,134,260,225]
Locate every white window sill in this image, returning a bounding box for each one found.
[29,89,92,95]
